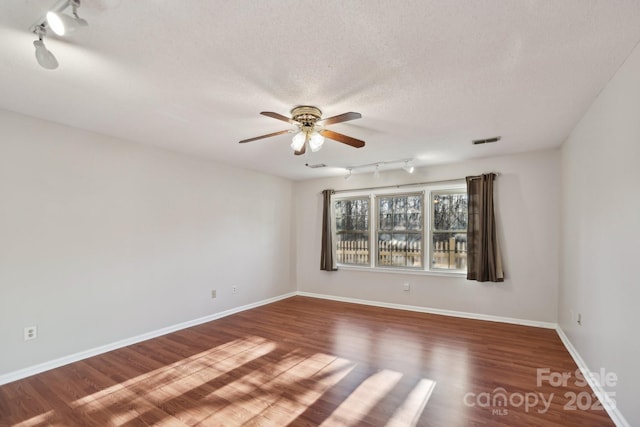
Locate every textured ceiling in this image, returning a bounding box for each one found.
[1,1,640,180]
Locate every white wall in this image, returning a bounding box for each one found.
[294,149,560,323]
[0,109,294,375]
[560,42,640,425]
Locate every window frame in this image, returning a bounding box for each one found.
[332,181,467,275]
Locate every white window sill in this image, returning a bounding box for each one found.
[336,264,467,278]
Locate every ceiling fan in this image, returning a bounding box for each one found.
[239,106,365,155]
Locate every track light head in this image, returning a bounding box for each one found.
[33,25,58,70]
[46,0,87,36]
[47,11,87,36]
[403,161,415,174]
[373,164,380,179]
[33,39,58,69]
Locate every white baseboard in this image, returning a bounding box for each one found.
[0,292,297,386]
[555,327,629,427]
[296,291,557,329]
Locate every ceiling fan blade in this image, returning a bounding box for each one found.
[319,129,365,148]
[260,111,299,124]
[294,144,306,156]
[239,129,290,144]
[316,112,362,126]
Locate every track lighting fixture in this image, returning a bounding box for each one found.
[33,25,58,70]
[29,0,88,70]
[343,158,416,178]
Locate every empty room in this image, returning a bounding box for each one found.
[1,1,639,426]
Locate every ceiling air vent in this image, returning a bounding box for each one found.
[305,163,327,168]
[472,136,501,145]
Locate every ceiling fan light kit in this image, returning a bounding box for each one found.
[239,105,365,155]
[290,132,306,151]
[29,0,88,70]
[308,131,325,152]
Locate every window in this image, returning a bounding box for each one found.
[335,197,369,265]
[431,191,467,271]
[333,183,467,274]
[376,193,423,268]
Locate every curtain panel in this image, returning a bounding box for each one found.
[320,189,338,271]
[466,173,504,282]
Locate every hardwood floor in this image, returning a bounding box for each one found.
[0,296,614,426]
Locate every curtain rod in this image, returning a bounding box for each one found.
[331,172,500,194]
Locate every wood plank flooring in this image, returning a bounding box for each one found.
[0,296,614,426]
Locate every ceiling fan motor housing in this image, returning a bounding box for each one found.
[291,105,322,129]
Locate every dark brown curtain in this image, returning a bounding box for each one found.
[320,189,337,271]
[466,173,504,282]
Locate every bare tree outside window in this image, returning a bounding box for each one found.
[335,198,369,265]
[432,192,468,270]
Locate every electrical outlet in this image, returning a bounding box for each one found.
[24,326,37,341]
[403,283,410,292]
[211,290,217,299]
[232,286,237,294]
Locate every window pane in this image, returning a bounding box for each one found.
[379,198,392,214]
[407,213,421,230]
[376,193,423,268]
[380,213,392,230]
[335,197,369,265]
[432,191,467,271]
[432,232,467,270]
[407,195,421,213]
[433,193,468,231]
[393,197,406,211]
[393,213,407,230]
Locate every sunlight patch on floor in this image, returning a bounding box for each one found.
[319,369,403,426]
[385,378,436,427]
[13,410,55,426]
[69,336,276,425]
[199,351,356,425]
[50,334,437,426]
